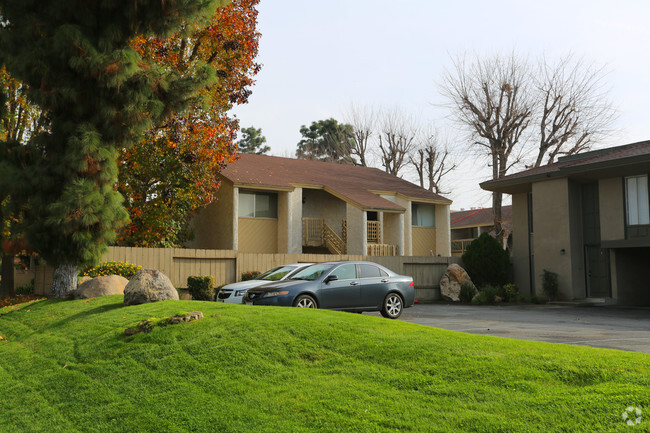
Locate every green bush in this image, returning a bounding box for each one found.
[474,284,499,304]
[187,275,215,301]
[241,271,261,281]
[15,283,34,296]
[499,283,519,303]
[461,233,510,287]
[81,261,142,279]
[542,270,559,300]
[459,280,477,303]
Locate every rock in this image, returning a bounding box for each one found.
[123,269,179,306]
[124,312,204,336]
[79,276,92,285]
[75,275,129,299]
[170,311,204,324]
[440,263,475,302]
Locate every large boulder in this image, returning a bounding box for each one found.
[440,263,475,302]
[123,269,179,306]
[75,275,129,299]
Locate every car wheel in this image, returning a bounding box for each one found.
[380,293,403,319]
[293,294,317,309]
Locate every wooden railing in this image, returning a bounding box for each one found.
[367,221,380,244]
[302,218,324,246]
[451,238,474,255]
[324,223,346,254]
[367,243,397,256]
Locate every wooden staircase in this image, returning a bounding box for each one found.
[324,223,346,255]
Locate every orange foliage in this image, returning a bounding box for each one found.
[118,0,260,247]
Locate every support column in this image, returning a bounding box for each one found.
[232,187,239,251]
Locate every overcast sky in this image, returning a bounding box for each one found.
[232,0,650,210]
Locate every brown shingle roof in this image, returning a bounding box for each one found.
[450,206,512,228]
[221,154,451,211]
[481,140,650,192]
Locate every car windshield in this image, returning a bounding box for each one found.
[257,266,297,281]
[289,263,333,281]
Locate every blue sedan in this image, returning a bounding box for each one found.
[243,261,415,319]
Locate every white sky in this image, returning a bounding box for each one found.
[232,0,650,210]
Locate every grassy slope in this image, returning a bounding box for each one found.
[0,296,648,433]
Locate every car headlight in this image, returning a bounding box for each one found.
[234,290,247,297]
[262,290,289,298]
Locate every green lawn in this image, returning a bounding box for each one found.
[0,296,648,432]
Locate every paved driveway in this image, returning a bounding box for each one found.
[372,303,650,354]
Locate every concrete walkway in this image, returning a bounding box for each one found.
[374,303,650,354]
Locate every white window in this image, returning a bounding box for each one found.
[412,203,435,227]
[626,175,650,225]
[239,191,277,218]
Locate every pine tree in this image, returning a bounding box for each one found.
[239,126,270,154]
[0,0,225,297]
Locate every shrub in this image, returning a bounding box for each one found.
[542,270,559,300]
[241,271,261,281]
[499,283,519,303]
[459,281,477,303]
[187,275,215,301]
[81,261,142,279]
[15,283,34,296]
[461,233,510,287]
[474,284,499,304]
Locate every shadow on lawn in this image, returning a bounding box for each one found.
[47,300,125,330]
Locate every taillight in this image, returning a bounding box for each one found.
[409,281,414,287]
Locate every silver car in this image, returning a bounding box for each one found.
[217,263,314,304]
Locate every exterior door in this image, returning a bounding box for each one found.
[581,183,611,298]
[585,246,611,298]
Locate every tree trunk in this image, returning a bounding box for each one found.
[50,264,78,298]
[492,191,504,247]
[0,253,15,298]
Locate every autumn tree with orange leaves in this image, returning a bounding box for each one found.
[117,0,261,247]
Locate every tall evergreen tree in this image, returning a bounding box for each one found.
[238,126,269,154]
[296,118,356,164]
[0,0,225,297]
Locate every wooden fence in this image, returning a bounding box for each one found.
[34,247,461,302]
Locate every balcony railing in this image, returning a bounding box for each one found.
[302,218,324,246]
[451,238,474,255]
[367,243,397,256]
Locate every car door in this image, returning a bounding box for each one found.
[357,263,391,308]
[318,264,361,309]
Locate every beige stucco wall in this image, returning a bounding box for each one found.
[238,217,278,253]
[277,191,289,253]
[381,194,412,255]
[599,177,625,241]
[435,203,451,256]
[287,188,303,253]
[302,189,346,237]
[187,179,235,249]
[382,212,404,254]
[531,178,576,299]
[346,204,366,255]
[511,192,532,296]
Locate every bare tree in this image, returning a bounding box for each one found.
[410,127,457,195]
[533,55,616,167]
[377,107,418,176]
[440,53,534,244]
[342,103,375,167]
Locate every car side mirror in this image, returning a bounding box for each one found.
[324,274,338,283]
